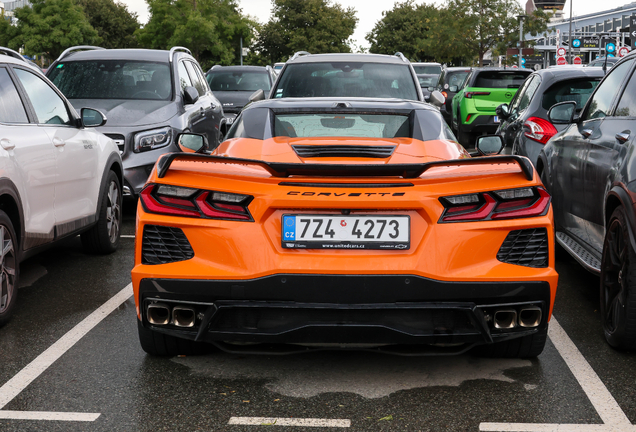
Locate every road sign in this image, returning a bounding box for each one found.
[631,15,636,49]
[521,58,526,65]
[511,65,519,68]
[606,42,616,53]
[583,37,599,48]
[573,56,582,65]
[557,47,567,57]
[572,39,581,48]
[557,56,567,66]
[619,46,631,57]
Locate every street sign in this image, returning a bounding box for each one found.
[573,56,582,65]
[511,65,519,68]
[619,46,631,57]
[572,39,581,48]
[606,42,616,53]
[557,56,567,65]
[631,14,636,49]
[557,47,567,57]
[521,58,526,65]
[583,37,599,48]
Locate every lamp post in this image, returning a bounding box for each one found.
[568,0,573,63]
[517,15,527,68]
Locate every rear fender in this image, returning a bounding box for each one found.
[606,186,636,254]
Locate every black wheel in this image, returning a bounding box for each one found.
[0,210,19,327]
[81,171,121,254]
[137,320,215,356]
[600,206,636,350]
[472,327,548,358]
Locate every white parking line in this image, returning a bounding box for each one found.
[480,317,634,431]
[120,235,135,238]
[0,411,100,421]
[0,283,133,421]
[228,417,351,427]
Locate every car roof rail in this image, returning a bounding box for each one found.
[394,52,409,63]
[289,51,311,61]
[0,47,28,64]
[55,46,105,63]
[169,46,192,63]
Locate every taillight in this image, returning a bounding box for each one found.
[140,184,253,221]
[440,187,550,222]
[523,117,557,145]
[466,114,472,123]
[465,92,491,98]
[441,91,448,99]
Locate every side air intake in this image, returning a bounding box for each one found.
[497,228,549,268]
[142,225,194,265]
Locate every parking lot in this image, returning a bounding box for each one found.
[0,207,632,431]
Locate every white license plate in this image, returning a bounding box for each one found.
[493,116,500,123]
[282,215,410,250]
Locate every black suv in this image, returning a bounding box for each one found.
[538,52,636,350]
[434,67,473,125]
[47,46,225,198]
[205,65,276,126]
[268,52,424,101]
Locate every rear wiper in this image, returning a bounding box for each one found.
[507,85,520,88]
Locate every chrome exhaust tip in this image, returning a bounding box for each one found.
[519,307,542,328]
[493,309,517,329]
[147,303,171,325]
[173,307,196,328]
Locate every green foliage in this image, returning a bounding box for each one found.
[0,0,100,59]
[136,0,254,70]
[76,0,140,49]
[253,0,358,64]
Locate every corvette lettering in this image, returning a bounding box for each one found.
[287,191,405,197]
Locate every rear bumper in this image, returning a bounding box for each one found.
[462,113,501,135]
[138,275,551,352]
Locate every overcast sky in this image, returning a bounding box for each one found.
[120,0,630,50]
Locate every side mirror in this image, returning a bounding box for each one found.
[80,108,107,127]
[429,90,445,108]
[183,86,199,105]
[249,89,265,102]
[449,85,458,93]
[475,135,504,156]
[495,104,510,119]
[177,133,208,153]
[548,101,576,124]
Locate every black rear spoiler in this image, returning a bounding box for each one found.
[156,153,534,181]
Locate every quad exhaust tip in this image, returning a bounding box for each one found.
[519,307,542,328]
[173,307,196,327]
[493,309,517,329]
[147,303,171,325]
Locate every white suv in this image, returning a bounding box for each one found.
[0,49,123,326]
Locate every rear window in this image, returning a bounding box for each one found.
[473,71,530,89]
[413,65,442,75]
[446,71,471,88]
[542,78,600,110]
[274,113,410,138]
[207,70,271,92]
[418,74,438,87]
[274,62,418,101]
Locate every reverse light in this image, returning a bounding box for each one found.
[134,127,173,152]
[140,184,253,221]
[523,117,557,145]
[465,92,491,98]
[440,187,550,222]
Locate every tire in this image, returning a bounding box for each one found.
[0,210,19,327]
[81,171,122,254]
[600,206,636,350]
[137,320,215,356]
[473,326,548,358]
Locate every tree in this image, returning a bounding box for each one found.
[253,0,358,64]
[137,0,253,69]
[76,0,140,49]
[0,0,100,59]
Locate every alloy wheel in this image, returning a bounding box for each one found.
[0,225,15,314]
[106,180,121,243]
[602,217,628,334]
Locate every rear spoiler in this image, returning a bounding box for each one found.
[156,153,534,181]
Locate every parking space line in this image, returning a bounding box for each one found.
[228,417,351,427]
[0,283,133,412]
[0,410,100,421]
[480,317,634,431]
[120,235,135,238]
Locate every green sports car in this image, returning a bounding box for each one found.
[451,68,531,148]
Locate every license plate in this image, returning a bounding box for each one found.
[282,215,410,250]
[493,115,500,123]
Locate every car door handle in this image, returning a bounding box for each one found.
[616,131,631,143]
[52,137,65,147]
[0,138,14,150]
[581,129,593,138]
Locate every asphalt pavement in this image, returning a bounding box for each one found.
[0,204,635,431]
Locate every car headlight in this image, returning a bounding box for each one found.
[134,127,172,152]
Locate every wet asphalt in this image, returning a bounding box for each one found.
[0,204,635,431]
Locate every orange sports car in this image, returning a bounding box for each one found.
[131,98,558,358]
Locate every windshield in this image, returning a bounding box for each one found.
[48,60,173,100]
[418,74,438,87]
[206,70,271,92]
[447,71,471,88]
[413,65,442,75]
[274,113,410,138]
[474,71,530,89]
[274,62,419,100]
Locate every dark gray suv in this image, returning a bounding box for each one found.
[47,46,225,198]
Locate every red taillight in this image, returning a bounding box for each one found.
[466,114,472,123]
[523,117,557,145]
[440,187,550,222]
[140,184,253,221]
[441,91,448,99]
[465,92,491,98]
